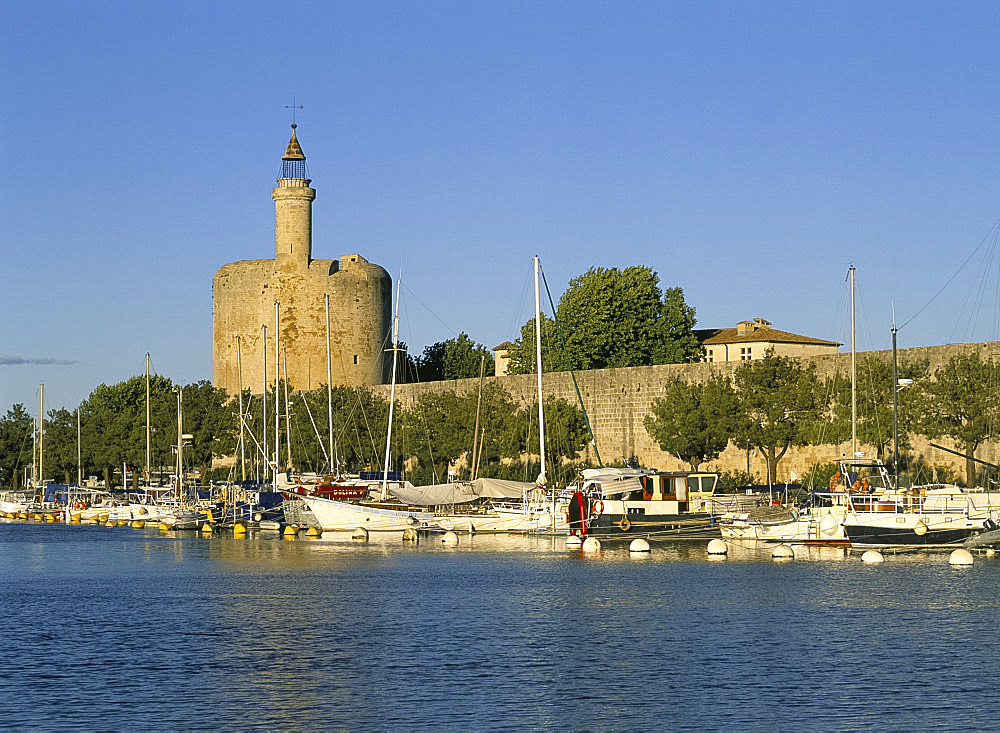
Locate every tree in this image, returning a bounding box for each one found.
[644,374,736,470]
[414,333,495,382]
[180,380,236,486]
[505,266,699,374]
[0,404,33,490]
[827,355,930,462]
[731,352,826,482]
[917,352,1000,487]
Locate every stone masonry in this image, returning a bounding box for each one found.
[212,126,392,394]
[382,341,1000,480]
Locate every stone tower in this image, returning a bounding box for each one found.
[212,125,392,395]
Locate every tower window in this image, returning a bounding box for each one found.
[353,355,358,365]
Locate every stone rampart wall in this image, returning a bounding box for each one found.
[381,341,1000,480]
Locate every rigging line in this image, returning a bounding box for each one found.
[899,218,1000,331]
[399,281,460,338]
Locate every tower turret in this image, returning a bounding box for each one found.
[272,123,316,269]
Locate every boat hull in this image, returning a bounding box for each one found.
[298,495,434,531]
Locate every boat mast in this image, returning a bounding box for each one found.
[470,355,485,480]
[275,301,280,490]
[237,335,245,483]
[892,305,900,486]
[849,266,856,459]
[325,293,336,474]
[145,353,151,485]
[176,387,183,504]
[381,280,402,501]
[283,347,292,472]
[533,256,546,483]
[76,407,81,488]
[39,383,44,499]
[262,324,268,485]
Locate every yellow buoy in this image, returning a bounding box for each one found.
[44,513,56,522]
[158,522,172,532]
[200,523,213,535]
[131,520,145,529]
[90,516,102,524]
[117,519,129,527]
[105,519,116,527]
[70,513,82,523]
[34,514,44,522]
[283,524,299,538]
[18,512,29,520]
[233,523,247,537]
[306,526,323,538]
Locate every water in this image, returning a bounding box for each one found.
[1,523,998,731]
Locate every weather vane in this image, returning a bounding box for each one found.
[285,97,304,125]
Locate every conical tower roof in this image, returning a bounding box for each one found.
[282,123,305,160]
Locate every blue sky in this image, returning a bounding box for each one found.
[3,1,1000,413]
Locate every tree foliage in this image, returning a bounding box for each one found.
[0,404,33,489]
[413,333,495,382]
[827,355,930,462]
[506,266,699,374]
[730,352,826,482]
[644,375,736,470]
[916,352,1000,487]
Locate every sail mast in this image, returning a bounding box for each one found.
[325,293,335,473]
[145,353,151,485]
[533,256,546,482]
[849,266,857,459]
[381,280,402,501]
[237,335,245,483]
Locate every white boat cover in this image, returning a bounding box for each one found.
[472,478,534,499]
[596,476,645,497]
[388,477,531,506]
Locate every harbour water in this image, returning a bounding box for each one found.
[2,523,998,731]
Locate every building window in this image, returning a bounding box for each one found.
[353,355,358,365]
[740,347,752,361]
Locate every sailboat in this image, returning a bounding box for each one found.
[291,280,434,531]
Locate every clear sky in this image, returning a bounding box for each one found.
[3,1,1000,413]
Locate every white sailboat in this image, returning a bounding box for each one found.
[294,280,434,531]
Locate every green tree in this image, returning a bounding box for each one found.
[917,352,1000,487]
[827,355,930,462]
[415,333,495,382]
[644,374,736,470]
[0,404,33,489]
[180,380,236,486]
[731,352,826,483]
[513,396,589,485]
[41,407,79,484]
[506,266,699,374]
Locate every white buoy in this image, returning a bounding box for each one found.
[441,530,460,545]
[629,538,651,553]
[406,516,418,526]
[913,520,928,536]
[351,527,369,541]
[861,550,885,564]
[949,548,974,566]
[771,544,794,561]
[820,514,840,537]
[581,537,602,553]
[467,522,476,535]
[707,539,728,555]
[402,527,418,542]
[986,548,996,557]
[565,535,583,548]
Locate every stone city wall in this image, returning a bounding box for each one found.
[381,341,1000,481]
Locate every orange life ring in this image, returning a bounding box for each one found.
[619,516,631,532]
[591,499,604,516]
[74,501,86,510]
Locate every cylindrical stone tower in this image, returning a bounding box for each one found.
[212,126,392,396]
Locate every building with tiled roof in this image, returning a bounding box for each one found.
[696,318,840,363]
